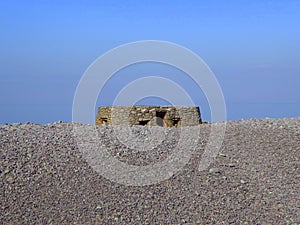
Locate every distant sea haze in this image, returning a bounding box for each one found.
[1,102,299,124]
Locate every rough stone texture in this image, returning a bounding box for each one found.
[95,106,201,127]
[0,118,299,224]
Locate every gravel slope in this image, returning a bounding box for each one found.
[0,118,299,224]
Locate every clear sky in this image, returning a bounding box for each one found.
[1,0,299,123]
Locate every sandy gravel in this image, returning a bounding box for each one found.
[0,118,299,224]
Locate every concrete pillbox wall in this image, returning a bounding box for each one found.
[95,106,201,127]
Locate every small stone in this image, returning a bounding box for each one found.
[209,168,221,175]
[219,153,227,157]
[7,176,14,184]
[240,179,247,184]
[228,163,236,167]
[222,176,227,180]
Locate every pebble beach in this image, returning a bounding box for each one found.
[1,118,299,224]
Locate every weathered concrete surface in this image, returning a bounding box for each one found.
[96,106,201,127]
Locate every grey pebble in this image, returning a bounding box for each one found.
[209,167,222,175]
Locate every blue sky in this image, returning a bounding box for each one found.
[0,0,299,123]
